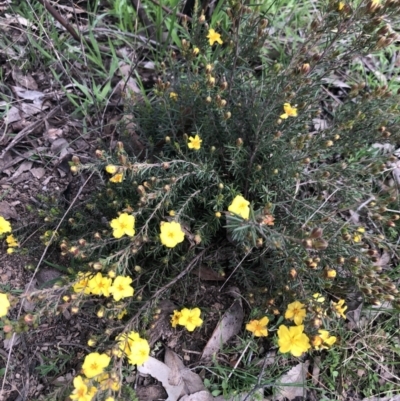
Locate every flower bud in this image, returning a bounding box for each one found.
[312,238,328,250]
[310,227,323,238]
[224,111,232,120]
[300,63,310,75]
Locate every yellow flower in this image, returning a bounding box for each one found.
[88,272,112,297]
[6,248,14,254]
[312,293,325,303]
[105,398,115,401]
[127,338,150,366]
[73,272,92,295]
[312,330,337,350]
[215,212,221,218]
[82,352,110,379]
[169,210,176,217]
[159,221,185,248]
[277,325,311,357]
[0,293,10,317]
[246,316,269,337]
[105,165,118,174]
[357,227,365,233]
[109,276,134,301]
[178,307,203,331]
[337,1,345,10]
[206,28,223,45]
[285,301,307,325]
[0,216,11,235]
[110,213,135,239]
[228,195,250,219]
[280,103,298,119]
[171,310,182,328]
[117,331,140,357]
[70,375,97,401]
[6,235,18,247]
[192,47,200,56]
[110,173,123,183]
[353,234,362,243]
[188,134,202,150]
[169,92,178,101]
[332,299,347,319]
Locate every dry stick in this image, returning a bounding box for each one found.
[219,249,252,292]
[0,101,68,160]
[129,0,156,40]
[35,0,81,42]
[0,172,95,398]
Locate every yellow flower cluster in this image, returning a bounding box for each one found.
[70,352,113,401]
[105,165,124,183]
[171,307,203,331]
[273,298,343,356]
[73,272,134,302]
[0,216,18,254]
[116,331,150,365]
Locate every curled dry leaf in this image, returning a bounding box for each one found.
[138,356,184,401]
[164,348,205,395]
[275,361,309,401]
[201,298,244,360]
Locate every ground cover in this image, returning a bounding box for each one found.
[1,0,400,400]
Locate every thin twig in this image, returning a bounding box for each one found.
[35,0,81,41]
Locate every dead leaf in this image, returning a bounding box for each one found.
[164,348,205,395]
[12,68,38,90]
[51,138,70,158]
[201,298,244,360]
[138,356,184,401]
[44,128,64,142]
[9,160,33,181]
[0,201,18,220]
[180,391,214,401]
[193,266,225,281]
[30,167,46,180]
[275,361,309,401]
[372,251,390,267]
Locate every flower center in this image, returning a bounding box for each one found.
[90,362,99,371]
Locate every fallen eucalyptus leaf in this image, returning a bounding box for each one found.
[201,298,243,359]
